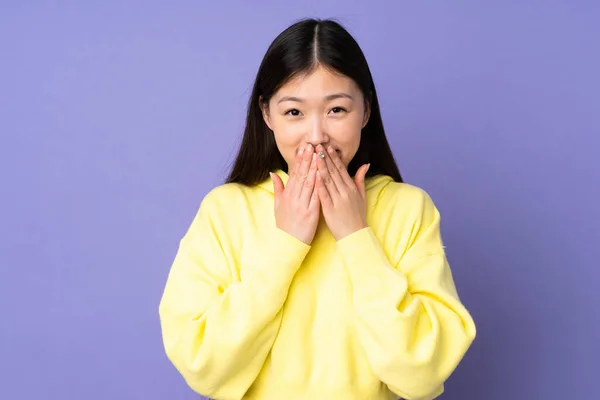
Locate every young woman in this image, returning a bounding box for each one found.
[159,18,476,400]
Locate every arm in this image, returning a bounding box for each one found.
[158,192,310,399]
[336,189,476,400]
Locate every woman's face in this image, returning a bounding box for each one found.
[262,66,370,172]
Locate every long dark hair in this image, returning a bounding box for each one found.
[226,18,403,185]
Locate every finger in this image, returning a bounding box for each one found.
[300,152,317,204]
[326,145,354,187]
[322,147,345,192]
[353,163,370,200]
[270,172,284,206]
[293,144,314,196]
[286,146,305,192]
[309,178,320,212]
[316,145,339,197]
[316,170,333,208]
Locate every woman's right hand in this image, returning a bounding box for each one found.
[270,144,320,245]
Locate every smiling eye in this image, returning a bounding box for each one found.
[330,107,347,114]
[285,109,301,116]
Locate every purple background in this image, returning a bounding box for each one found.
[1,2,599,399]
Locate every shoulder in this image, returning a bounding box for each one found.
[186,182,255,239]
[366,179,444,260]
[200,182,253,211]
[373,179,437,212]
[381,180,431,200]
[368,178,441,231]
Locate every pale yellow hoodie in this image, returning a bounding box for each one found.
[158,170,476,400]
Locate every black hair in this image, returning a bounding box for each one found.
[226,18,403,185]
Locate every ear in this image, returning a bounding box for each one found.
[259,96,273,131]
[362,94,371,129]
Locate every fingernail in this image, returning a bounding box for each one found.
[327,146,334,153]
[269,172,274,179]
[366,163,371,172]
[312,153,316,161]
[299,147,304,155]
[307,144,313,151]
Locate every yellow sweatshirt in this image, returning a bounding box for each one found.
[158,170,476,400]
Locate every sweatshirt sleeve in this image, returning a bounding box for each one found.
[335,188,476,400]
[158,190,311,400]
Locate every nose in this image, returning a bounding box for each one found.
[305,117,329,147]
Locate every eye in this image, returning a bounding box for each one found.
[285,109,302,116]
[329,107,347,114]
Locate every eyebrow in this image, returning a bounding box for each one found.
[277,93,354,104]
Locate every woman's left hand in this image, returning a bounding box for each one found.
[315,144,370,241]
